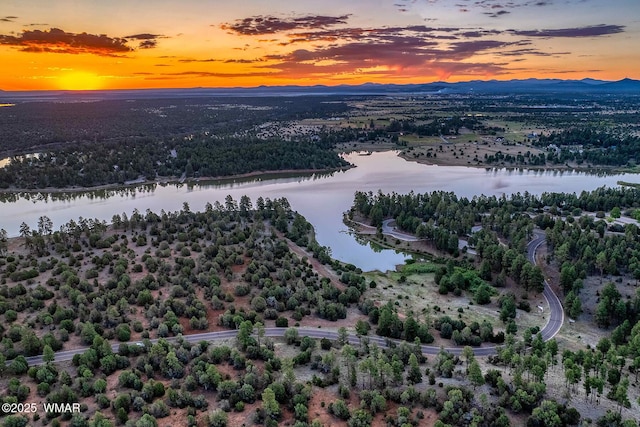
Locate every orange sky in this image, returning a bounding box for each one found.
[0,0,638,90]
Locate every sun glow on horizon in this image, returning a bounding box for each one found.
[58,72,104,91]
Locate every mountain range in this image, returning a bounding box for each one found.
[1,78,638,101]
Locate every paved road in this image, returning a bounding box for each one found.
[381,220,478,256]
[19,232,563,366]
[528,231,565,341]
[22,327,489,366]
[381,219,421,241]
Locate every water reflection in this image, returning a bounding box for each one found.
[0,151,636,271]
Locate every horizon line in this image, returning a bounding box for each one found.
[1,76,638,93]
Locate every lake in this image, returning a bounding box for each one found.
[0,151,637,271]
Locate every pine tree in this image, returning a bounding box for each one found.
[407,353,422,384]
[262,387,281,421]
[468,359,484,389]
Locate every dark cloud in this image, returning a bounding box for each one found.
[511,24,624,38]
[457,29,501,38]
[279,25,460,45]
[215,17,553,80]
[485,10,510,18]
[449,39,507,55]
[550,69,603,74]
[155,70,277,79]
[138,40,157,49]
[211,5,625,82]
[221,14,350,35]
[260,35,511,77]
[0,27,132,55]
[178,58,218,63]
[273,58,508,80]
[224,59,259,63]
[0,27,167,55]
[426,0,588,13]
[151,60,508,81]
[177,57,261,64]
[125,33,161,40]
[496,48,570,57]
[125,33,164,49]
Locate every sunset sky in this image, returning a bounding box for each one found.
[1,0,638,90]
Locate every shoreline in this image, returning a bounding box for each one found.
[338,143,636,174]
[1,148,637,196]
[396,150,635,173]
[0,165,353,195]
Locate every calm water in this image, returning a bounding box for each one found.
[0,151,636,271]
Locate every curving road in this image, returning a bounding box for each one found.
[19,232,563,367]
[381,219,421,241]
[528,231,565,341]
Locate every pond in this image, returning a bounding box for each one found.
[0,151,637,271]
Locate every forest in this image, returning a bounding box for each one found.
[0,97,350,155]
[535,128,640,167]
[2,91,640,189]
[0,192,639,426]
[0,138,348,189]
[350,187,640,426]
[0,97,351,189]
[350,186,640,319]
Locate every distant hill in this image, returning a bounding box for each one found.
[0,78,638,102]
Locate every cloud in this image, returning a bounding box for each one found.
[224,59,260,63]
[259,34,512,78]
[138,40,157,49]
[221,14,350,35]
[456,29,501,38]
[125,33,164,49]
[210,6,626,83]
[496,48,570,57]
[0,28,168,55]
[153,70,277,79]
[411,0,589,15]
[178,57,264,64]
[278,25,461,45]
[178,58,218,63]
[214,17,561,80]
[125,33,161,40]
[511,24,625,38]
[485,10,510,18]
[0,27,132,55]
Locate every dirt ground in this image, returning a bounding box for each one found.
[535,242,639,351]
[364,267,547,345]
[5,215,640,426]
[398,140,549,168]
[351,224,640,423]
